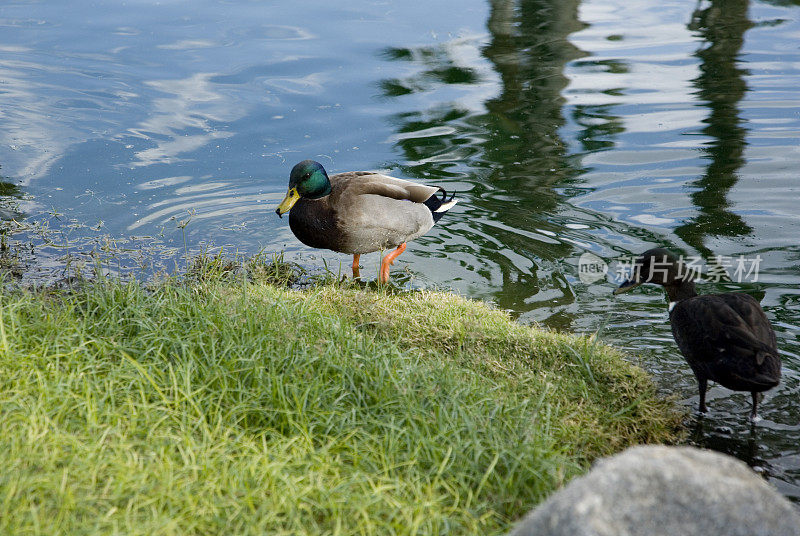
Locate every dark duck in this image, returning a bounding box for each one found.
[614,248,781,421]
[275,160,457,283]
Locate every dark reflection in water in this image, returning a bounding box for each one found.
[690,418,762,471]
[676,0,752,257]
[0,171,25,223]
[689,415,800,495]
[0,170,27,278]
[382,0,586,323]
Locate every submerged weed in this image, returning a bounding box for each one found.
[246,250,305,287]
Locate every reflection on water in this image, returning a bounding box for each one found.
[676,0,752,256]
[0,175,25,222]
[381,0,586,321]
[0,0,799,501]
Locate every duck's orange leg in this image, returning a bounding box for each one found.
[379,243,407,283]
[352,254,361,279]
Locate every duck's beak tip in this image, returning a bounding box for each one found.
[613,279,640,295]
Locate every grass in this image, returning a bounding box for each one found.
[0,256,681,535]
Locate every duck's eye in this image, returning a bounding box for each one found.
[303,173,311,179]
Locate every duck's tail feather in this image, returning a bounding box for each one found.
[731,369,780,390]
[424,187,458,223]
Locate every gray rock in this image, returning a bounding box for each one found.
[509,445,800,536]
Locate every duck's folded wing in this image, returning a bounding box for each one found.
[717,293,778,351]
[673,297,774,364]
[348,173,440,203]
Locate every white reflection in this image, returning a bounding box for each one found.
[0,61,77,182]
[128,191,283,230]
[263,72,326,95]
[566,0,704,131]
[158,40,217,50]
[441,34,501,113]
[137,175,194,190]
[125,72,245,167]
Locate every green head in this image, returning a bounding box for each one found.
[275,160,332,217]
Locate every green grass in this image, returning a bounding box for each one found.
[0,263,681,535]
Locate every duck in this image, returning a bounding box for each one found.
[613,248,781,421]
[275,160,457,283]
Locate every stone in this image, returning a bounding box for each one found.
[508,445,800,536]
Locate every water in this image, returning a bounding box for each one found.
[1,0,799,501]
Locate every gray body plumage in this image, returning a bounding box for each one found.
[288,171,443,254]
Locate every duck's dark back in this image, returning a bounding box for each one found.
[669,293,780,392]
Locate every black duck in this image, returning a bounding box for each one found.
[614,248,781,421]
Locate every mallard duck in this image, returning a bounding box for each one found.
[275,160,457,282]
[614,248,781,421]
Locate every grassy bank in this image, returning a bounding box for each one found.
[0,263,680,535]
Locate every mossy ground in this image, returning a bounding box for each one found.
[0,256,681,535]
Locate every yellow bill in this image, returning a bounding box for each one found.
[275,187,300,218]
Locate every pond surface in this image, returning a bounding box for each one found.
[1,0,799,501]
